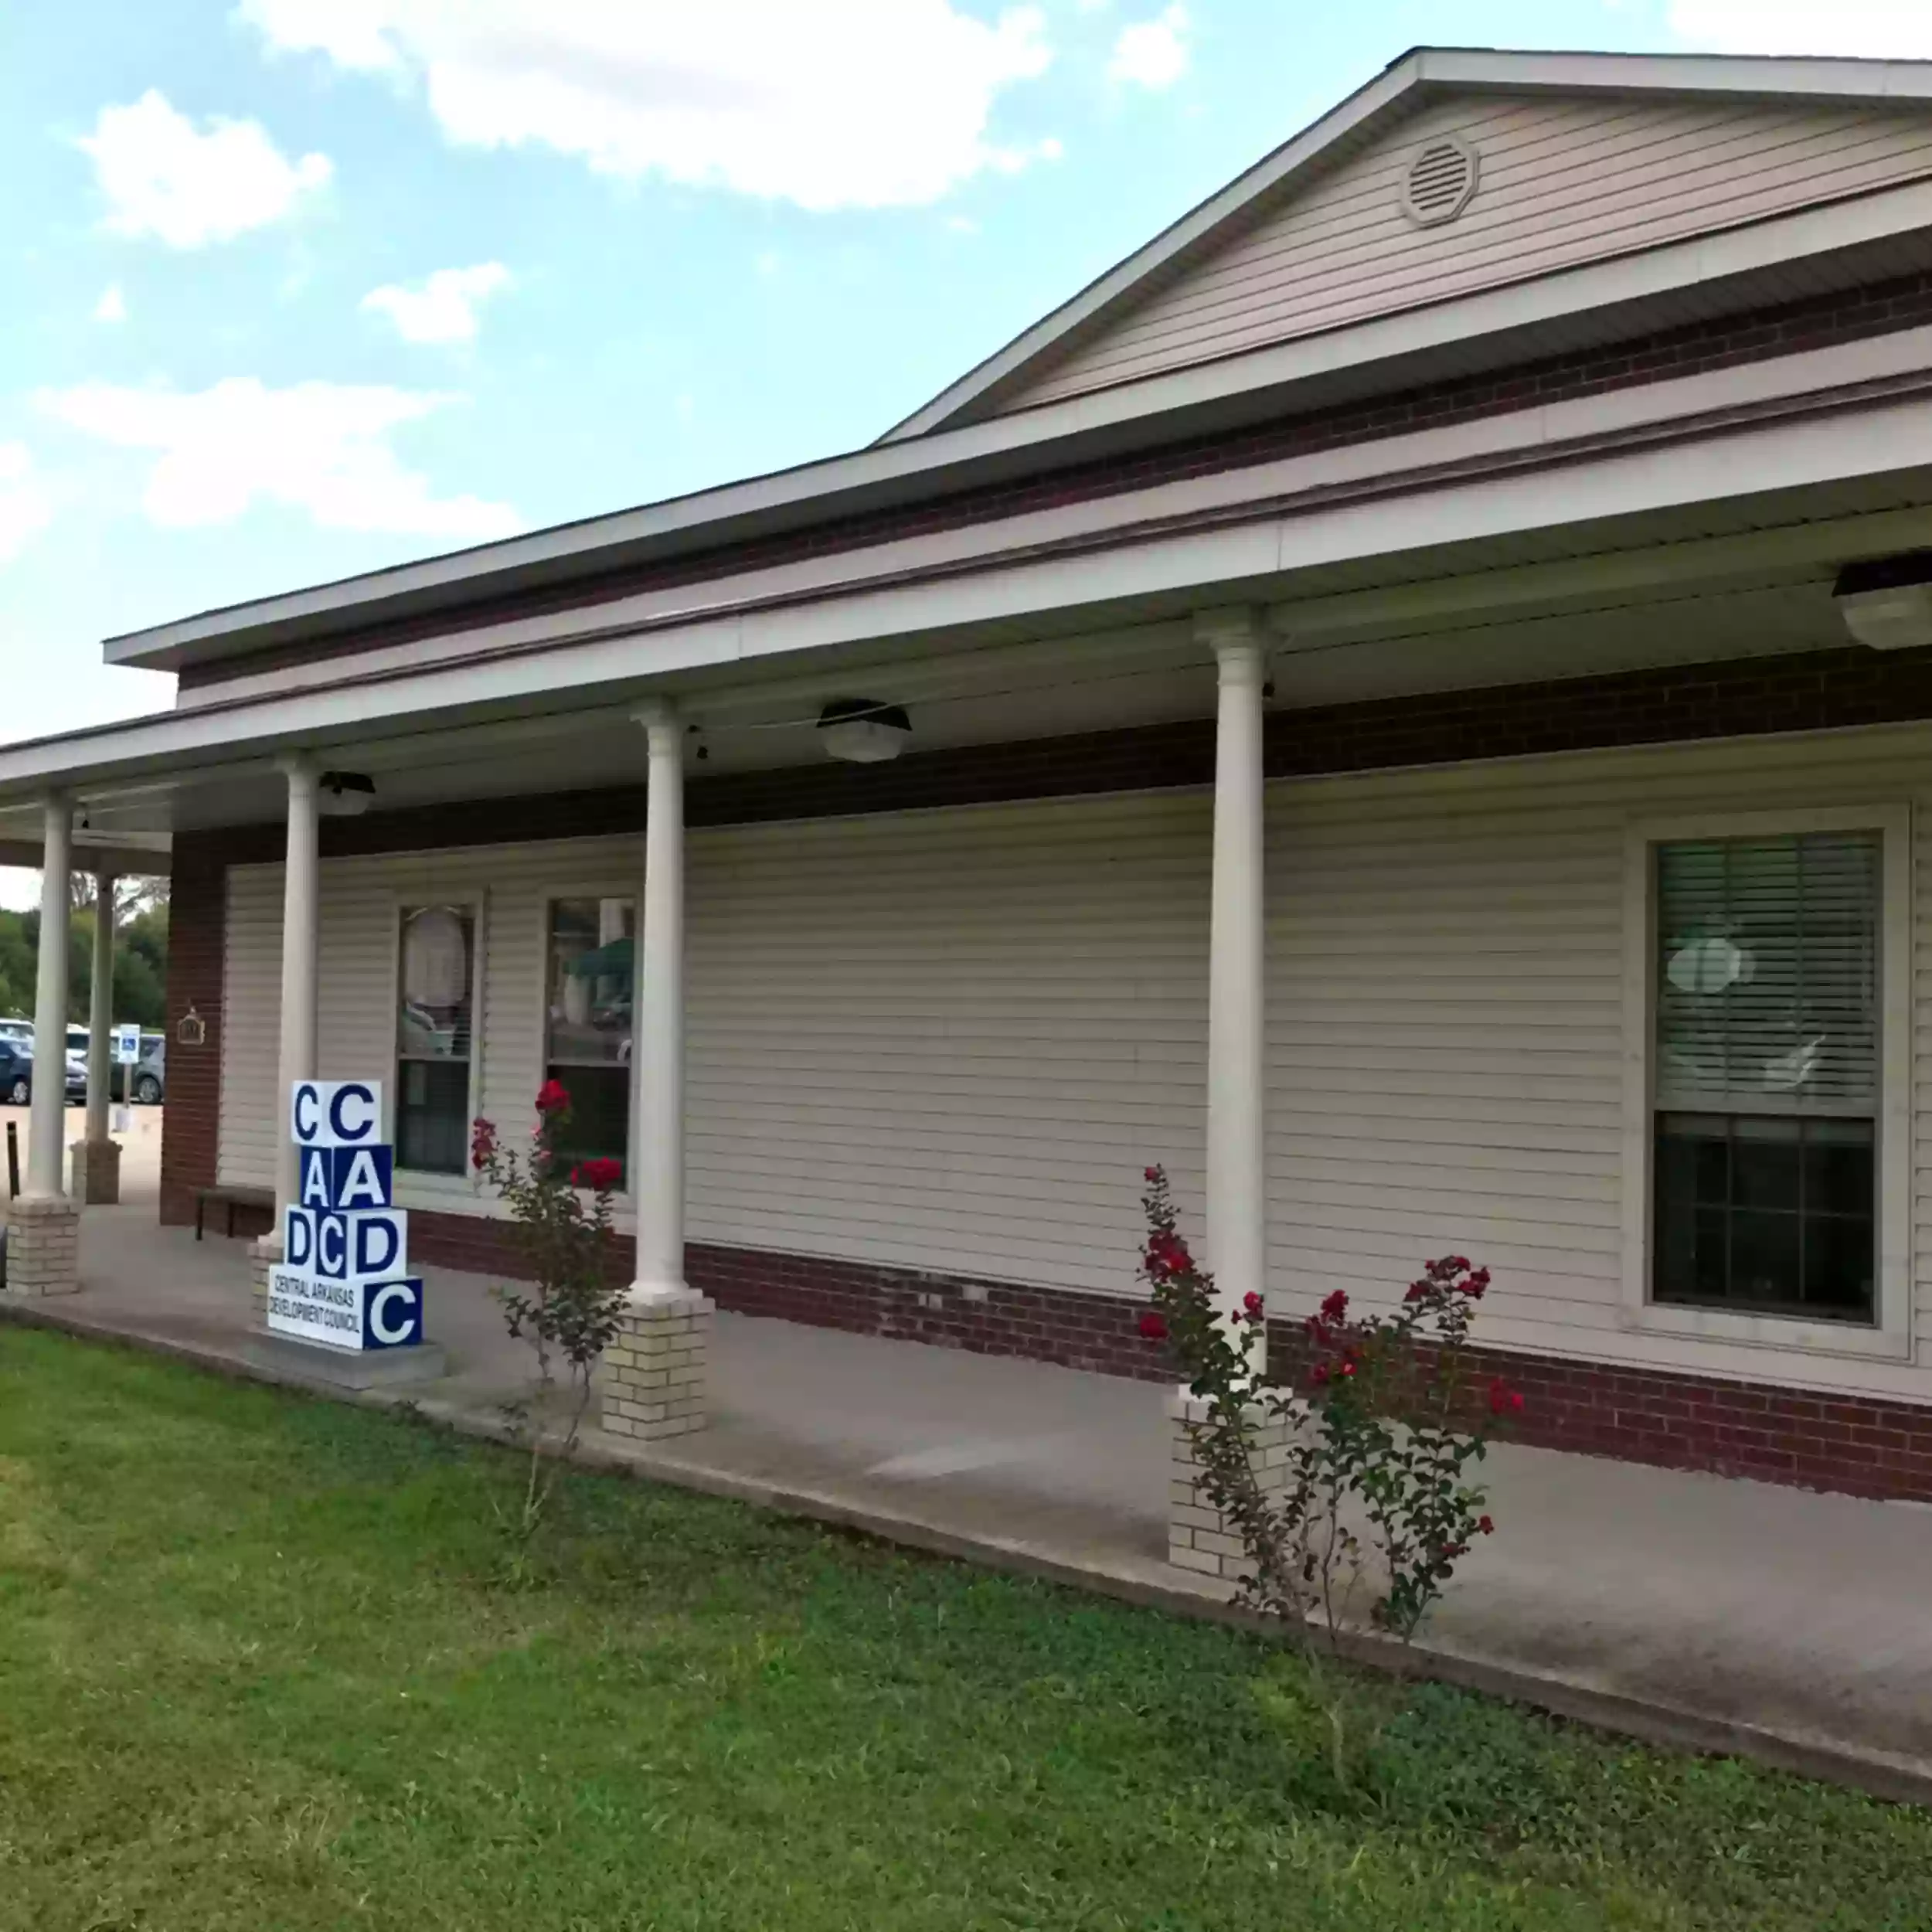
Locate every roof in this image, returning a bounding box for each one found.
[101,44,1932,680]
[885,45,1932,441]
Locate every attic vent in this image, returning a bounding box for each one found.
[1400,134,1479,228]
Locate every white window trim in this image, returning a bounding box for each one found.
[536,883,639,1208]
[1620,803,1913,1362]
[385,889,488,1192]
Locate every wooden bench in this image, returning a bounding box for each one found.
[195,1183,274,1240]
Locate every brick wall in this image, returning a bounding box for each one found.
[178,267,1932,695]
[182,1195,1932,1503]
[158,836,230,1230]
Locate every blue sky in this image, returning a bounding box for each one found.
[5,0,1931,756]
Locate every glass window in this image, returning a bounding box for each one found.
[1651,832,1879,1323]
[544,897,634,1185]
[395,904,475,1175]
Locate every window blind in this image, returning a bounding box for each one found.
[1654,832,1879,1117]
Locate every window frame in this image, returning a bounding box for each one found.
[1620,804,1913,1361]
[534,884,639,1201]
[385,889,488,1190]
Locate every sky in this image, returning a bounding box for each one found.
[5,0,1932,770]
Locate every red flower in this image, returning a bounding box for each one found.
[1319,1289,1348,1323]
[1144,1165,1162,1184]
[1310,1362,1330,1387]
[573,1156,622,1192]
[535,1078,570,1115]
[1338,1360,1356,1378]
[1243,1291,1264,1317]
[1144,1229,1192,1281]
[469,1117,498,1170]
[1138,1310,1168,1342]
[1478,1515,1495,1535]
[1488,1377,1523,1417]
[1462,1267,1491,1298]
[1404,1279,1428,1303]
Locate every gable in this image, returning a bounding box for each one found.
[988,90,1932,418]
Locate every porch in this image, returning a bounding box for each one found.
[11,1201,1931,1800]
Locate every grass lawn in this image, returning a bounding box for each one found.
[2,1329,1929,1930]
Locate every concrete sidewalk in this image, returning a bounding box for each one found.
[9,1203,1932,1799]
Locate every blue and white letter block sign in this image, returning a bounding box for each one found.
[264,1080,426,1352]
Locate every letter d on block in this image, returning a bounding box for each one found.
[284,1206,316,1270]
[352,1209,406,1279]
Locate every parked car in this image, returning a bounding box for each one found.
[0,1040,32,1106]
[0,1019,30,1051]
[132,1037,164,1105]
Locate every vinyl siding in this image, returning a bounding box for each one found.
[216,726,1932,1404]
[1003,94,1932,412]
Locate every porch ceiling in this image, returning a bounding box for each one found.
[4,476,1929,853]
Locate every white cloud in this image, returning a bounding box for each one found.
[80,90,332,248]
[37,379,519,539]
[238,0,1054,210]
[1107,5,1189,89]
[0,444,57,564]
[93,284,127,323]
[362,262,512,343]
[1668,0,1932,56]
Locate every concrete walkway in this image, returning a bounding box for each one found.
[9,1202,1932,1801]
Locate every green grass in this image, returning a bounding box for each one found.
[1,1329,1928,1931]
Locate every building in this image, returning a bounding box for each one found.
[10,46,1932,1508]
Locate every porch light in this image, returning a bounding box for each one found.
[1834,552,1932,651]
[317,770,376,816]
[817,699,911,764]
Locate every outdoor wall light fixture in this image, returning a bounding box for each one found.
[817,698,912,764]
[317,770,377,816]
[1835,551,1932,651]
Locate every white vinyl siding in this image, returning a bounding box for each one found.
[217,797,1211,1287]
[1003,94,1932,411]
[216,723,1932,1406]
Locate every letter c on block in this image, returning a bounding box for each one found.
[291,1082,321,1145]
[369,1284,417,1346]
[329,1083,378,1144]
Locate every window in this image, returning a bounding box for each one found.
[1649,832,1880,1325]
[395,904,475,1175]
[544,897,634,1185]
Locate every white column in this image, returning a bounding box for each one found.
[27,795,73,1198]
[85,869,115,1145]
[629,702,687,1298]
[1199,609,1269,1358]
[273,754,321,1226]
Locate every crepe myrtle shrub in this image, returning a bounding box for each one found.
[471,1079,629,1546]
[1138,1165,1516,1645]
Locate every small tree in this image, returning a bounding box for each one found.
[471,1081,629,1545]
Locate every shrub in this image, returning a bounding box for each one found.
[471,1082,628,1545]
[1139,1165,1516,1644]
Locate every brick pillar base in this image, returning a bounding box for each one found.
[248,1235,281,1328]
[1167,1390,1294,1593]
[602,1288,713,1442]
[69,1138,121,1206]
[5,1197,82,1297]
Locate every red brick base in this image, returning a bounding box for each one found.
[162,1192,1932,1504]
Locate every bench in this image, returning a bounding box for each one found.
[195,1183,275,1240]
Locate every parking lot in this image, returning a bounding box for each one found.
[0,1103,162,1209]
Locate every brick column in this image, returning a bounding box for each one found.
[1166,1392,1294,1592]
[601,1287,713,1442]
[69,1138,121,1206]
[6,1197,82,1298]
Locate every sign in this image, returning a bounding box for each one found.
[113,1022,141,1066]
[267,1080,427,1354]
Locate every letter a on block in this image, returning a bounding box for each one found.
[299,1147,332,1208]
[335,1145,392,1210]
